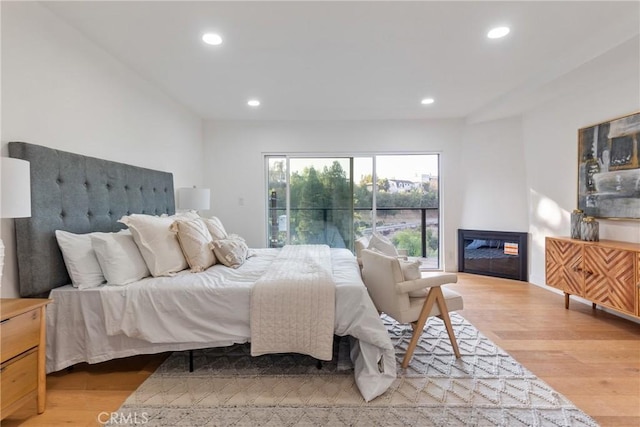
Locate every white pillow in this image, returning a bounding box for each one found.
[170,217,216,272]
[201,216,228,240]
[354,236,370,265]
[399,259,429,298]
[91,232,150,286]
[55,230,107,289]
[119,214,188,277]
[400,259,421,281]
[211,234,249,268]
[368,233,398,257]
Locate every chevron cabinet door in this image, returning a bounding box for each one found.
[545,237,583,295]
[584,246,635,315]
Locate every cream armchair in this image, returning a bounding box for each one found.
[361,249,463,368]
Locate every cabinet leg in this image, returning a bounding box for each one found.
[564,293,570,309]
[592,302,597,310]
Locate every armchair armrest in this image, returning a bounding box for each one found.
[395,278,441,294]
[394,272,458,295]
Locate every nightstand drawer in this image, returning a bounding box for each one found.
[0,309,40,363]
[1,348,38,416]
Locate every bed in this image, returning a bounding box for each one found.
[9,141,396,402]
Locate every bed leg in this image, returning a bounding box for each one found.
[316,360,322,370]
[189,350,194,372]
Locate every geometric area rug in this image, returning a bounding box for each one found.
[108,313,599,426]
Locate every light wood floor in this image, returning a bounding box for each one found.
[4,273,639,427]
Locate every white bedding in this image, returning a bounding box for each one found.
[47,248,396,402]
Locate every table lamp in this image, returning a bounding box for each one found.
[177,186,210,213]
[1,157,31,287]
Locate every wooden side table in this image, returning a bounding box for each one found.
[1,298,52,420]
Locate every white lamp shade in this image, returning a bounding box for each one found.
[177,187,210,211]
[1,157,31,218]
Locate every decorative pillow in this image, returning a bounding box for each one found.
[211,234,249,268]
[368,233,398,257]
[354,236,370,265]
[170,218,216,272]
[400,259,421,281]
[119,214,188,277]
[399,259,429,298]
[55,230,107,289]
[91,231,150,285]
[201,216,228,240]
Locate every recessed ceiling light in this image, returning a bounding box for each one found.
[247,99,260,107]
[421,98,435,105]
[487,26,510,39]
[202,33,223,46]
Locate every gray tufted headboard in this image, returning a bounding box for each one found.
[9,142,176,297]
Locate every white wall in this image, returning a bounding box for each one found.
[0,2,204,297]
[203,119,468,269]
[523,37,640,286]
[458,117,528,232]
[203,116,534,273]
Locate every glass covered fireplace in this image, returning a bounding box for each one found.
[457,229,528,281]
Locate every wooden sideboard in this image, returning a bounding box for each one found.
[545,237,640,319]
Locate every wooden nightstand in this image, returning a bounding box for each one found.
[1,298,51,420]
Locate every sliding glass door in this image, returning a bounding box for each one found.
[266,153,440,269]
[373,155,440,268]
[267,157,353,249]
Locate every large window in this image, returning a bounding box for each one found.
[267,157,354,249]
[266,154,440,269]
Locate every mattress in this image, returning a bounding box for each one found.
[47,248,396,402]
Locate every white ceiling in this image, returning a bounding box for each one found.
[43,1,640,122]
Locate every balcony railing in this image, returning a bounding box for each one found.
[268,205,439,261]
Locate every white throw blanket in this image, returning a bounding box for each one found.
[250,245,335,360]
